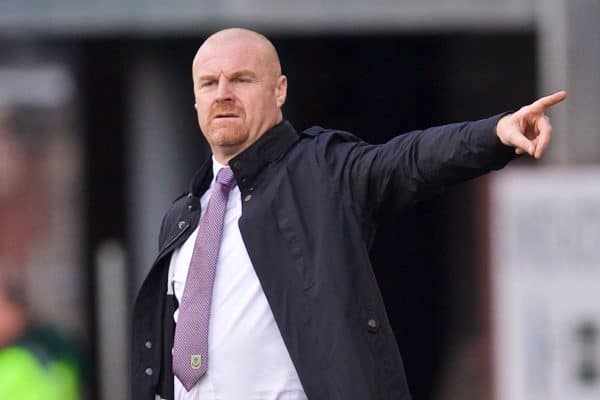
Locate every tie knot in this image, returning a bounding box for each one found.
[215,166,236,189]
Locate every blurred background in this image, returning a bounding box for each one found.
[0,0,598,399]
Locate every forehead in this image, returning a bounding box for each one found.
[193,40,269,76]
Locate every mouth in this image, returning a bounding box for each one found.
[214,113,239,119]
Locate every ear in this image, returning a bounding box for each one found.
[275,75,287,108]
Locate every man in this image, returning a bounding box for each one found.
[0,266,82,400]
[132,28,566,400]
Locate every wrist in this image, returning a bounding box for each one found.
[495,112,513,147]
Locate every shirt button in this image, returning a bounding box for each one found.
[178,221,187,229]
[367,319,378,332]
[145,341,152,349]
[145,368,153,376]
[244,194,252,202]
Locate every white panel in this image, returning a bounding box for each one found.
[490,168,600,400]
[95,241,129,400]
[0,65,73,106]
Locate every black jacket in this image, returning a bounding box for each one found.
[132,116,515,400]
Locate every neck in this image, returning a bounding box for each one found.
[212,152,234,166]
[212,146,248,165]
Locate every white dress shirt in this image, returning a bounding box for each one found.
[164,157,307,400]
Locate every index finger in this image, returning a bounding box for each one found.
[532,90,567,111]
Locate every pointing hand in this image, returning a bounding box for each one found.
[495,91,567,159]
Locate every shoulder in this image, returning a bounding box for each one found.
[301,126,362,143]
[157,158,211,250]
[298,126,369,165]
[0,346,47,387]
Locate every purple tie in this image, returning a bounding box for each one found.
[172,166,236,391]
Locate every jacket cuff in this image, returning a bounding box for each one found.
[475,111,519,169]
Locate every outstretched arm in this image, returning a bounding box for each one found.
[315,91,567,221]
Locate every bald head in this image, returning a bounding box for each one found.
[194,28,282,81]
[191,28,288,164]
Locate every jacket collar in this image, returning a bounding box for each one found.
[188,120,299,196]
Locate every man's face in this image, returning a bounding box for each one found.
[192,37,286,160]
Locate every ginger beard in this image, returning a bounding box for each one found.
[204,102,248,147]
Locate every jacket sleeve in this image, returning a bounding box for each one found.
[313,113,516,221]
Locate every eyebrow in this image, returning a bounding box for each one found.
[197,69,258,81]
[229,70,258,79]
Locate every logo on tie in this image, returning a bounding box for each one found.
[190,354,202,369]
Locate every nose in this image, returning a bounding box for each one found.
[216,75,233,102]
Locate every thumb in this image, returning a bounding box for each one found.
[509,130,535,156]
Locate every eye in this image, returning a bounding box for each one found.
[199,80,216,88]
[233,77,251,83]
